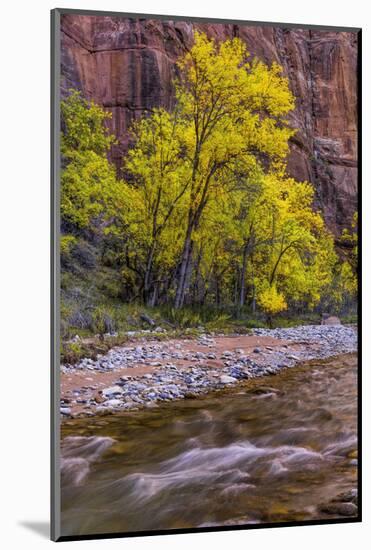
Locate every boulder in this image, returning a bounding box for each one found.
[322,316,342,325]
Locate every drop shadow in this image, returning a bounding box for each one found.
[18,521,50,539]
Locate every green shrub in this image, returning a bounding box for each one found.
[61,341,84,364]
[161,307,202,328]
[90,306,116,335]
[205,313,232,330]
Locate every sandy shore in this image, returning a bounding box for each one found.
[60,324,357,419]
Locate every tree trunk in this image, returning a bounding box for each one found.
[191,248,202,304]
[215,277,221,308]
[182,244,195,307]
[234,272,238,308]
[174,226,193,309]
[251,283,256,314]
[239,242,249,308]
[174,168,213,308]
[144,243,156,305]
[148,283,158,308]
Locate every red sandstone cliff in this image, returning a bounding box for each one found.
[60,15,359,234]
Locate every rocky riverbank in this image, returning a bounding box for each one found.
[60,324,357,419]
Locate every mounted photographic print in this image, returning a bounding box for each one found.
[51,8,361,541]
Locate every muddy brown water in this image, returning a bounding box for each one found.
[60,353,357,536]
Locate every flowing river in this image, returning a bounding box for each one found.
[60,353,358,536]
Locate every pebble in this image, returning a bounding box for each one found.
[102,385,123,397]
[105,399,123,408]
[334,489,358,504]
[320,502,358,517]
[61,325,357,417]
[220,375,238,384]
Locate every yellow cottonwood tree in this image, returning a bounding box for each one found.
[172,32,295,307]
[123,108,190,304]
[60,37,346,321]
[250,171,337,317]
[61,91,121,231]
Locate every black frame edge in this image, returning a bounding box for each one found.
[56,516,362,543]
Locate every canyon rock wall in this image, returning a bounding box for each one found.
[60,14,359,234]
